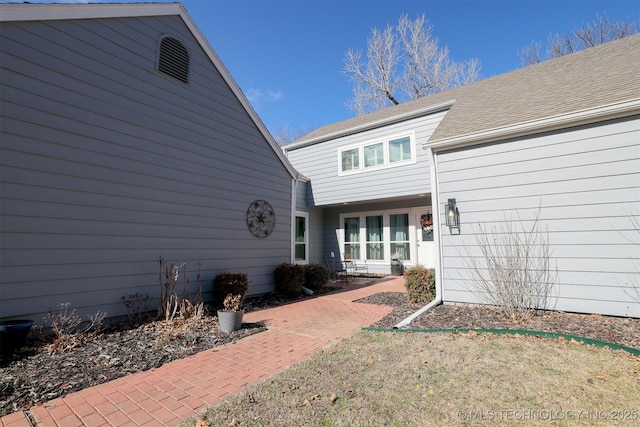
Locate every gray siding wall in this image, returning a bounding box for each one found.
[0,16,293,321]
[294,181,324,265]
[436,117,640,317]
[286,111,446,206]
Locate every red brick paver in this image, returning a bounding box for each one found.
[1,277,405,427]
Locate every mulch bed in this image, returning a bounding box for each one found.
[1,283,638,417]
[357,291,640,350]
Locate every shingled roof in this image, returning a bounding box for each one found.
[291,34,640,148]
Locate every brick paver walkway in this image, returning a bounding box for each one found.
[1,277,405,427]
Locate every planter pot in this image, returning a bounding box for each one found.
[217,310,244,333]
[0,320,34,353]
[390,259,404,276]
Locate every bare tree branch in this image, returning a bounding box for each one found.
[343,14,480,115]
[519,12,639,66]
[271,123,317,146]
[462,208,558,322]
[518,41,543,66]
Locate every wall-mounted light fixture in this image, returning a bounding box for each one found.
[446,198,459,231]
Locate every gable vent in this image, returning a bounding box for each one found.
[158,36,189,84]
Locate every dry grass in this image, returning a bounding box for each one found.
[183,331,640,427]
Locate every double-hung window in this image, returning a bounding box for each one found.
[390,213,409,260]
[344,217,361,259]
[338,133,415,175]
[295,213,308,263]
[366,215,384,260]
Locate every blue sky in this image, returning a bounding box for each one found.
[20,0,640,135]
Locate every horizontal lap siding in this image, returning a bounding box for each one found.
[295,182,326,265]
[286,112,445,206]
[436,117,640,317]
[0,16,292,320]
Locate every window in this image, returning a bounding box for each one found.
[366,215,384,260]
[158,36,190,84]
[364,143,384,168]
[390,213,409,260]
[338,133,414,175]
[389,137,411,163]
[294,215,307,262]
[340,210,415,263]
[344,217,360,259]
[341,148,359,172]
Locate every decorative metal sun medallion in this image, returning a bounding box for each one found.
[246,200,276,238]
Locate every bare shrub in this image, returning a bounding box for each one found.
[121,293,152,326]
[42,302,106,352]
[157,256,205,322]
[622,213,640,304]
[463,209,557,321]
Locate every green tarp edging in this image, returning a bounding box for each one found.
[361,327,640,356]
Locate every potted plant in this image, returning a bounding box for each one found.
[213,272,249,333]
[217,294,244,333]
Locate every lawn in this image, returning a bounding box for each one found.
[182,331,640,426]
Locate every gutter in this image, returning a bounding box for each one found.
[394,146,443,328]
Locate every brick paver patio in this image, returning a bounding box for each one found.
[1,277,405,427]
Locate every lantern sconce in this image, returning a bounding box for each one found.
[446,198,459,232]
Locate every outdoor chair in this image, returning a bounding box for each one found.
[324,255,348,282]
[343,254,368,276]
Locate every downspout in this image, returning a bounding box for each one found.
[395,146,443,328]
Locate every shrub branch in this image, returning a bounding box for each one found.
[463,208,557,321]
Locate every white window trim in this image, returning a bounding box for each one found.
[339,208,418,264]
[337,131,416,176]
[294,211,309,265]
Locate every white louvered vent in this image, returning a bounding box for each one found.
[158,36,189,84]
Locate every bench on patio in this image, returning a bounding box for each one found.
[343,255,368,277]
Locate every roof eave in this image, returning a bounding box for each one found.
[424,99,640,151]
[0,3,183,21]
[285,99,455,152]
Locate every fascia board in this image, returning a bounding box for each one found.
[284,100,455,152]
[0,3,182,21]
[424,99,640,152]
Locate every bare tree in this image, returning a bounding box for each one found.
[343,14,481,115]
[519,13,639,66]
[271,123,316,146]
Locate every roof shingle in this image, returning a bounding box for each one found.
[293,34,640,147]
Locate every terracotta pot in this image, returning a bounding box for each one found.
[217,310,244,333]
